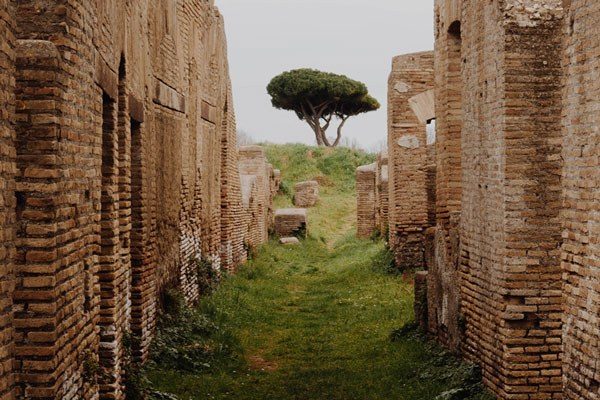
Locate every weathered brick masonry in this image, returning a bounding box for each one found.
[392,0,600,399]
[238,145,274,246]
[0,1,274,399]
[561,1,600,399]
[387,52,435,268]
[0,1,15,398]
[426,0,464,354]
[356,163,377,239]
[375,151,389,238]
[460,3,565,398]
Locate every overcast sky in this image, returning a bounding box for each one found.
[214,0,434,151]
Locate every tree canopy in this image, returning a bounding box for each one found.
[267,69,380,147]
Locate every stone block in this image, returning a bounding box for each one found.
[279,237,300,245]
[274,208,307,238]
[293,180,319,207]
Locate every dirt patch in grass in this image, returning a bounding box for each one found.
[248,354,279,372]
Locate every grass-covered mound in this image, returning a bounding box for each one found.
[265,143,375,245]
[144,144,492,400]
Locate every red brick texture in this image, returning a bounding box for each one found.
[393,1,600,398]
[387,52,435,269]
[356,163,377,239]
[0,1,272,399]
[561,1,600,399]
[460,3,565,398]
[0,1,15,398]
[426,0,463,354]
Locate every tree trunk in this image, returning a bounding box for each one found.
[332,117,349,147]
[314,128,324,146]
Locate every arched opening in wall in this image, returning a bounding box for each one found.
[448,20,461,39]
[427,118,437,145]
[426,118,437,227]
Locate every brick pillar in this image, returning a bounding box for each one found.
[460,1,564,398]
[375,151,389,238]
[0,1,15,398]
[434,0,463,226]
[427,0,464,353]
[387,52,435,269]
[356,163,377,239]
[561,1,600,399]
[239,146,271,245]
[14,37,101,399]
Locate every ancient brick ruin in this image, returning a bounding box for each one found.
[274,208,308,239]
[386,52,435,266]
[356,163,377,239]
[238,145,278,250]
[0,1,276,399]
[375,151,389,238]
[384,1,600,399]
[293,181,319,208]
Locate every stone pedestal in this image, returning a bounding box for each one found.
[274,208,308,238]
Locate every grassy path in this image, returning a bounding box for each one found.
[148,144,491,400]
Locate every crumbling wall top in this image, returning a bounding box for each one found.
[503,0,564,26]
[356,163,377,174]
[239,145,266,158]
[391,51,434,72]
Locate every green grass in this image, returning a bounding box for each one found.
[265,143,375,244]
[146,144,493,400]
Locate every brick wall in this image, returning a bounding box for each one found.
[426,0,463,354]
[561,1,600,399]
[0,1,262,398]
[0,2,15,398]
[460,1,565,398]
[220,81,246,272]
[390,1,600,399]
[387,52,435,269]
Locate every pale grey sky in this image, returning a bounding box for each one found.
[215,0,434,150]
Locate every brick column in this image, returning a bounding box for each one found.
[375,151,389,238]
[460,2,564,398]
[387,52,435,269]
[239,146,271,245]
[356,163,377,239]
[426,0,464,353]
